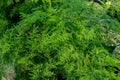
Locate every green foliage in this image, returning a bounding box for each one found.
[106,0,120,22]
[0,0,120,80]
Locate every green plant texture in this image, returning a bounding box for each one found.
[0,0,120,80]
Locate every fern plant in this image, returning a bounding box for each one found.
[0,0,120,80]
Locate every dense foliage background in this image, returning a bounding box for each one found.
[1,0,120,80]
